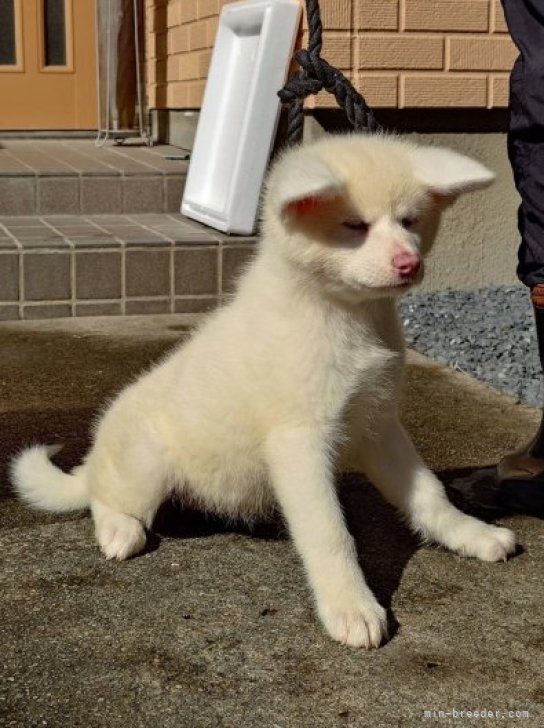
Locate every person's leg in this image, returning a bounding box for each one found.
[498,0,544,514]
[498,282,544,515]
[503,0,544,287]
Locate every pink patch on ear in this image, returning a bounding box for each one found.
[429,191,457,209]
[289,197,324,215]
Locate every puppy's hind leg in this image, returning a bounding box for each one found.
[88,447,170,561]
[91,500,148,561]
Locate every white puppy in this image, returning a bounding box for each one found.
[12,134,516,649]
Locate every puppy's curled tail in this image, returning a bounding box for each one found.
[11,445,89,512]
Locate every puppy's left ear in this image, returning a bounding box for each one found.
[409,146,495,203]
[272,153,345,221]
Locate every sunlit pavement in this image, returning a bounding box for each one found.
[1,315,541,727]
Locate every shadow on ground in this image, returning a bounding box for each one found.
[0,317,542,727]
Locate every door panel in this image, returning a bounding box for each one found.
[43,0,68,66]
[0,0,97,129]
[0,0,22,68]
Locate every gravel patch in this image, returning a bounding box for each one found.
[398,285,543,408]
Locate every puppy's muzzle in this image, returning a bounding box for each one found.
[392,250,421,280]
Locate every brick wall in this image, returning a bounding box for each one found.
[146,0,221,109]
[145,0,516,111]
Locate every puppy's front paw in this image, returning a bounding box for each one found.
[452,520,516,562]
[318,597,388,649]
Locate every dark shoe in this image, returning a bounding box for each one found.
[497,450,544,516]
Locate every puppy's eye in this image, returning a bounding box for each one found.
[401,217,418,229]
[342,219,369,233]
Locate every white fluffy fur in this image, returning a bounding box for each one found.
[11,134,515,648]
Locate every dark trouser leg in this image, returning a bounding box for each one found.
[498,1,544,514]
[503,0,544,287]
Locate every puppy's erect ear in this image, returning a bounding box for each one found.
[273,154,345,220]
[409,146,495,199]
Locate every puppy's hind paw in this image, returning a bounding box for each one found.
[318,598,388,649]
[95,510,147,561]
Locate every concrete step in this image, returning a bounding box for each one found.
[0,213,256,321]
[0,140,188,215]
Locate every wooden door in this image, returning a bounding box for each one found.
[0,0,97,129]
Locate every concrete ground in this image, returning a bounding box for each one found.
[0,315,542,727]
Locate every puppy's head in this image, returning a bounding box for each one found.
[263,134,494,303]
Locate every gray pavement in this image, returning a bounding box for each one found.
[0,315,542,727]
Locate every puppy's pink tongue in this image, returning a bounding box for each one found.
[393,250,421,278]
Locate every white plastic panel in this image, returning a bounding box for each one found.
[181,0,301,235]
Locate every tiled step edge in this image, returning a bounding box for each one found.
[0,215,256,321]
[0,173,187,216]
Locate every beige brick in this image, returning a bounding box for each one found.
[154,84,168,109]
[149,3,167,32]
[492,0,509,33]
[167,55,181,82]
[490,74,510,107]
[189,20,208,50]
[148,0,516,113]
[147,32,156,58]
[357,74,398,107]
[303,93,317,110]
[320,0,352,30]
[181,0,198,24]
[155,61,166,85]
[312,90,344,109]
[197,0,219,19]
[157,32,168,59]
[167,82,189,107]
[149,83,168,109]
[358,34,443,70]
[167,25,189,54]
[149,32,168,59]
[187,81,206,108]
[404,1,489,32]
[144,10,153,36]
[179,52,199,81]
[310,90,331,109]
[146,60,166,85]
[449,36,517,71]
[304,31,351,69]
[358,1,398,31]
[401,74,488,107]
[198,50,212,78]
[167,0,182,28]
[147,85,157,108]
[206,16,219,45]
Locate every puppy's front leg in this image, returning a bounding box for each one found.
[358,418,516,562]
[265,426,387,648]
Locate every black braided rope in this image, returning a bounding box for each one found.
[278,0,382,145]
